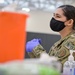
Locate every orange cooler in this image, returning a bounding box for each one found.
[0,11,28,63]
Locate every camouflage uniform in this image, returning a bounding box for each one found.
[28,31,75,66]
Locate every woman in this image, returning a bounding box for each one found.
[26,5,75,66]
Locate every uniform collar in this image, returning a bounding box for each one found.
[60,31,75,42]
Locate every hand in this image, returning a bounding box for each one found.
[26,39,41,52]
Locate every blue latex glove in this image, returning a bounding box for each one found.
[26,39,41,52]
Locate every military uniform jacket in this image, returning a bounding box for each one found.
[28,31,75,65]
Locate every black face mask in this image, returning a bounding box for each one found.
[50,18,65,32]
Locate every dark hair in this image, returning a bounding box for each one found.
[58,5,75,30]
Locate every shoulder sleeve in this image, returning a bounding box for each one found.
[48,47,55,56]
[28,44,46,58]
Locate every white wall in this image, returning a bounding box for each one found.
[72,2,75,6]
[26,10,59,35]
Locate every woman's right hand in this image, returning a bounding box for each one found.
[26,39,41,52]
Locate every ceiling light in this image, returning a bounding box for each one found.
[22,8,30,12]
[56,1,63,7]
[48,5,55,11]
[0,0,4,3]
